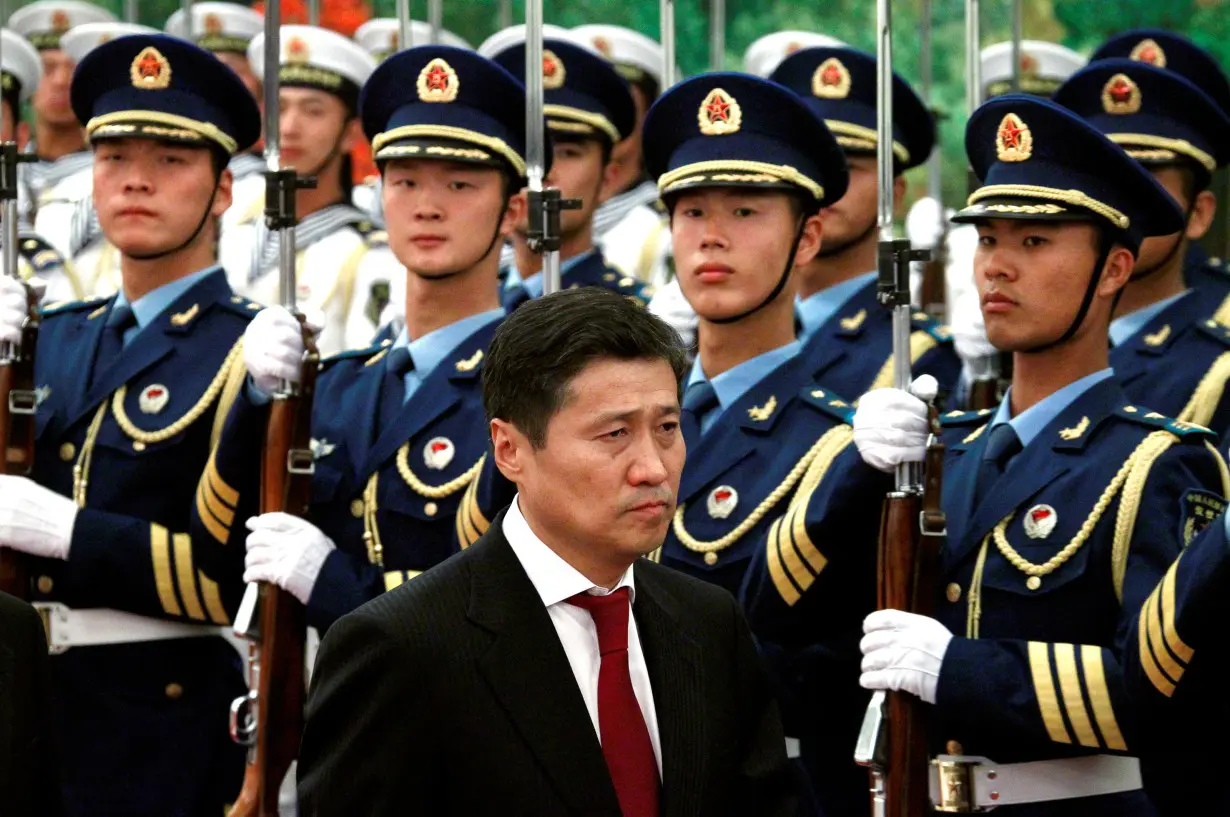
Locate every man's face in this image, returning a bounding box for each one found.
[382,159,520,277]
[974,219,1121,351]
[510,357,684,562]
[33,49,75,126]
[521,137,607,240]
[817,154,880,255]
[1134,166,1193,275]
[93,138,231,257]
[278,87,350,173]
[671,187,817,321]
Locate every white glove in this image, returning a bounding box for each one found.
[0,275,29,344]
[243,306,321,395]
[648,278,698,348]
[860,609,953,705]
[0,475,77,559]
[853,375,937,473]
[244,512,335,604]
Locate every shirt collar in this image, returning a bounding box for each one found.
[686,340,801,413]
[1108,290,1189,347]
[503,495,636,607]
[990,368,1114,447]
[391,309,504,380]
[795,270,878,341]
[513,248,599,299]
[113,266,220,330]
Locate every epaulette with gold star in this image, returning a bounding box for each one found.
[321,338,392,371]
[1114,405,1215,439]
[218,293,265,318]
[17,234,66,273]
[910,310,953,344]
[798,385,855,424]
[40,295,109,318]
[1196,317,1230,347]
[940,407,996,426]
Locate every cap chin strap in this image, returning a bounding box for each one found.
[1020,230,1114,355]
[125,173,221,262]
[299,129,348,186]
[1128,200,1194,282]
[816,211,877,260]
[708,216,808,325]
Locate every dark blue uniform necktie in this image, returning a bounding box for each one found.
[378,346,414,430]
[91,303,135,388]
[682,381,719,438]
[973,422,1023,510]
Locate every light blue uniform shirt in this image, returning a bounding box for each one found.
[503,248,597,299]
[989,368,1115,447]
[1108,291,1188,347]
[685,341,801,434]
[795,270,878,343]
[113,265,220,347]
[390,308,504,402]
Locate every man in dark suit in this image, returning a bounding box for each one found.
[298,287,797,816]
[0,592,57,817]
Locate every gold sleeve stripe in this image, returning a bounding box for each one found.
[766,516,801,605]
[1080,644,1127,751]
[207,457,240,507]
[384,571,406,592]
[1138,591,1177,697]
[150,524,184,617]
[868,332,940,393]
[198,572,230,625]
[202,478,236,526]
[1147,579,1187,682]
[1028,641,1072,744]
[1054,643,1100,748]
[195,486,231,545]
[172,533,207,621]
[1161,557,1194,663]
[456,479,481,548]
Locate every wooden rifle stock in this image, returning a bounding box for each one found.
[0,282,39,598]
[229,326,318,817]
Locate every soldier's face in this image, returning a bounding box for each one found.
[278,88,353,174]
[33,49,75,126]
[670,187,821,322]
[493,357,683,568]
[93,139,232,257]
[534,137,610,239]
[382,159,521,278]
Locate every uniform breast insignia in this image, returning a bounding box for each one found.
[423,437,455,471]
[138,384,170,415]
[310,438,336,460]
[455,349,483,372]
[169,304,199,327]
[1181,490,1227,546]
[707,485,739,520]
[747,395,777,422]
[1143,324,1170,347]
[1058,416,1089,440]
[839,309,867,332]
[1023,505,1057,539]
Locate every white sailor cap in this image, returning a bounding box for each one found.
[166,2,263,54]
[571,24,665,89]
[249,25,377,108]
[742,30,846,78]
[9,0,117,50]
[980,40,1086,99]
[1,29,42,102]
[60,22,159,62]
[476,23,587,60]
[354,18,471,61]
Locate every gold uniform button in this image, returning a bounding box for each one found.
[945,583,961,603]
[1026,576,1042,591]
[132,441,147,452]
[59,442,76,462]
[350,499,364,518]
[703,552,718,566]
[164,683,184,701]
[37,575,53,594]
[424,502,438,517]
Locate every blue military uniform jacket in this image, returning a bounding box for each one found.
[26,268,261,817]
[1184,243,1230,299]
[1112,289,1230,439]
[501,248,654,312]
[799,279,962,401]
[930,378,1227,816]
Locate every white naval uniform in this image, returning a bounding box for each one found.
[592,180,672,288]
[30,154,94,260]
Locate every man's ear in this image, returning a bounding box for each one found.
[491,418,528,484]
[1186,189,1217,241]
[340,117,364,154]
[500,190,528,239]
[1097,245,1136,297]
[212,167,234,217]
[793,212,825,268]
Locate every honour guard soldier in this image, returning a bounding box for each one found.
[572,24,673,288]
[479,31,653,311]
[10,1,114,241]
[215,46,528,634]
[220,24,399,357]
[770,45,961,401]
[0,27,74,303]
[851,96,1229,815]
[165,2,266,183]
[1091,29,1230,300]
[0,33,263,816]
[1055,60,1230,439]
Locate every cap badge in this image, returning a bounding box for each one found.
[1102,73,1141,115]
[286,36,310,64]
[417,57,459,103]
[1023,504,1057,540]
[50,9,70,33]
[707,485,738,519]
[388,31,398,51]
[812,57,851,99]
[131,47,172,91]
[698,88,741,136]
[995,112,1032,162]
[1130,38,1166,68]
[591,35,612,57]
[203,12,223,35]
[542,50,565,89]
[1020,51,1038,76]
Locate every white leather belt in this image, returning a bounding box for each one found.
[930,754,1142,810]
[34,602,248,660]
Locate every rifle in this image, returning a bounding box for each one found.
[228,5,318,813]
[854,1,946,813]
[917,0,947,325]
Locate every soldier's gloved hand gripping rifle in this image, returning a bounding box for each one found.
[228,2,318,812]
[854,0,947,814]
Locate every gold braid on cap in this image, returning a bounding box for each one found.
[968,184,1129,229]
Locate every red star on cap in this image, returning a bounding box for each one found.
[543,56,557,77]
[136,52,163,80]
[1109,78,1133,102]
[999,119,1024,149]
[1137,44,1159,64]
[706,94,731,122]
[822,64,841,86]
[426,64,449,91]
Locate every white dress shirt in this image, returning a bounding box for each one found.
[503,496,663,775]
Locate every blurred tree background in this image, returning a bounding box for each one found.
[13,0,1230,248]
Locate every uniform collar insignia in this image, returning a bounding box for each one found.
[1142,324,1170,347]
[839,309,867,332]
[747,395,777,422]
[1058,415,1090,440]
[169,303,200,326]
[454,349,483,372]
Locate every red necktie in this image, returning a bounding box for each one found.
[567,587,660,817]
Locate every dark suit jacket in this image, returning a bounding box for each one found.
[298,514,798,816]
[0,591,58,817]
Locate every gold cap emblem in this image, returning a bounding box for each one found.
[50,10,70,33]
[812,57,851,99]
[995,112,1032,162]
[542,50,565,90]
[591,36,612,58]
[130,47,172,91]
[698,88,741,136]
[388,31,398,52]
[1020,51,1038,76]
[203,12,223,35]
[1102,73,1141,115]
[286,36,310,64]
[1130,38,1166,68]
[417,58,459,103]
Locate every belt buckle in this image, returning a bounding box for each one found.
[931,754,992,813]
[31,601,69,655]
